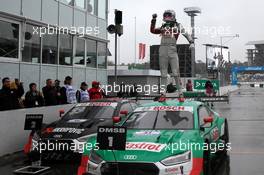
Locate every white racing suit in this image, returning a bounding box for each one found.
[150,18,193,93]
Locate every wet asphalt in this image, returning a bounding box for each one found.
[0,86,263,175]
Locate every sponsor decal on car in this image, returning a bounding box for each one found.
[135,106,193,112]
[134,130,161,136]
[76,102,117,108]
[126,142,166,152]
[52,128,85,134]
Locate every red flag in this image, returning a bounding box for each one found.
[139,43,143,59]
[142,44,146,59]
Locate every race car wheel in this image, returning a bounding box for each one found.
[203,142,212,175]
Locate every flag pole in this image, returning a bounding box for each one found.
[134,16,137,67]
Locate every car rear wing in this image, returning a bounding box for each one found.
[128,95,229,103]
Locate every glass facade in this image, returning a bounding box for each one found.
[74,37,85,65]
[0,0,108,68]
[0,20,19,58]
[22,24,41,63]
[97,42,107,69]
[42,31,58,64]
[87,0,96,15]
[86,39,97,68]
[60,0,75,6]
[75,0,85,9]
[98,0,106,19]
[59,33,73,65]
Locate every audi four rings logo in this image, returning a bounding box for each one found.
[124,155,137,160]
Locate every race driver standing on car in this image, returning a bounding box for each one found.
[150,10,194,93]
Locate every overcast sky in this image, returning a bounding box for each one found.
[107,0,264,64]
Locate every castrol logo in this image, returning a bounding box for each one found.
[126,142,166,152]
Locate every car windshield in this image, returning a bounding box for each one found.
[123,110,194,130]
[62,102,118,120]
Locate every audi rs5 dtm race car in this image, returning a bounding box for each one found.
[24,99,138,162]
[78,98,229,175]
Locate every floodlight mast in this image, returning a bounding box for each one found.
[184,7,201,77]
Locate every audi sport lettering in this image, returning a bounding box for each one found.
[52,128,85,135]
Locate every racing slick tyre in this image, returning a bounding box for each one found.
[203,141,212,175]
[222,119,229,144]
[220,119,229,155]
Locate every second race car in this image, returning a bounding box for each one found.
[24,99,138,162]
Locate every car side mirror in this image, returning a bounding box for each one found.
[204,117,214,123]
[120,110,128,116]
[59,109,65,118]
[113,116,121,123]
[200,117,214,131]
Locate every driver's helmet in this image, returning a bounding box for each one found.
[163,10,176,22]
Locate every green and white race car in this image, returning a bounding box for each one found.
[77,98,229,175]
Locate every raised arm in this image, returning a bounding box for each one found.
[150,14,161,34]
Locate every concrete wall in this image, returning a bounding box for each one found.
[0,104,74,157]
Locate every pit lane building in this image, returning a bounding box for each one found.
[0,0,108,90]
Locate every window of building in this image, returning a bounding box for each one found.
[75,0,85,9]
[59,33,73,66]
[60,0,74,6]
[98,0,106,19]
[42,31,58,64]
[86,39,97,68]
[74,38,85,65]
[0,20,19,59]
[87,0,96,14]
[22,24,41,63]
[97,42,107,69]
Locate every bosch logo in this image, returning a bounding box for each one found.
[124,155,137,160]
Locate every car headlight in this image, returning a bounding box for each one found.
[161,151,191,166]
[89,150,103,164]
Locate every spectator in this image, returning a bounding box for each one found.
[205,80,214,96]
[0,77,21,111]
[54,79,62,103]
[88,81,103,100]
[15,78,25,98]
[24,83,44,108]
[186,79,193,91]
[42,79,58,106]
[77,82,90,103]
[60,76,77,104]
